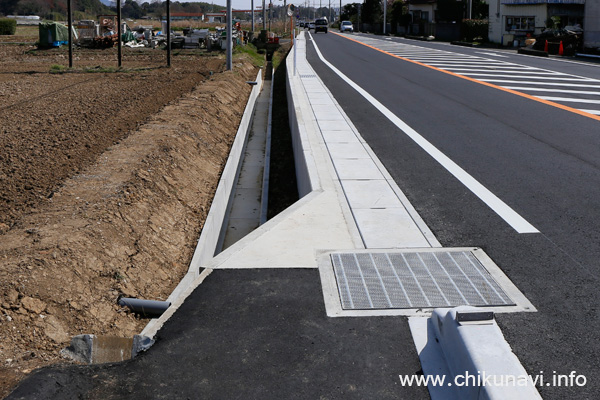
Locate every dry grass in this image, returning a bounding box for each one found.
[14,25,39,38]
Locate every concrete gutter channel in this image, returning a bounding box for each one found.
[60,33,542,399]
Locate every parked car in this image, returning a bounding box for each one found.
[340,20,354,33]
[314,18,328,33]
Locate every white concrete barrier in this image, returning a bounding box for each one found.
[430,307,542,400]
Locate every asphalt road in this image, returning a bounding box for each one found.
[306,31,600,399]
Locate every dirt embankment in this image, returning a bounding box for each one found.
[0,44,258,396]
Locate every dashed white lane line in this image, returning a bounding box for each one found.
[308,33,539,234]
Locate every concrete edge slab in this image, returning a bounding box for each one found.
[317,248,536,317]
[141,268,213,339]
[205,190,324,269]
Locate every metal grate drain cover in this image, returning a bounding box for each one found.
[331,251,515,310]
[300,74,317,78]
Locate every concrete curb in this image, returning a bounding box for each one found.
[518,48,549,57]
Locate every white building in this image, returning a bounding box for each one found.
[205,13,226,23]
[486,0,585,46]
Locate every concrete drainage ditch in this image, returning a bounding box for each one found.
[61,55,296,363]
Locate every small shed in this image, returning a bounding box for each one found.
[38,21,69,47]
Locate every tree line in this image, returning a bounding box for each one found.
[0,0,224,21]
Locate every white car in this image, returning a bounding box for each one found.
[308,21,315,30]
[340,20,354,33]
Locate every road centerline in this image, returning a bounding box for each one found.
[307,33,539,234]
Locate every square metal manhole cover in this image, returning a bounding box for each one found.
[331,250,515,310]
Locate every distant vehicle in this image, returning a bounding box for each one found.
[340,20,353,33]
[314,18,328,33]
[308,21,315,30]
[299,21,305,28]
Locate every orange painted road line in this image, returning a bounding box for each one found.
[331,32,600,123]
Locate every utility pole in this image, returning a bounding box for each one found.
[251,0,255,32]
[67,0,72,67]
[166,0,171,67]
[226,0,232,70]
[383,0,387,34]
[117,0,122,67]
[284,0,287,33]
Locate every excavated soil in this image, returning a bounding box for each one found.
[0,43,258,396]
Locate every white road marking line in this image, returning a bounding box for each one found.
[456,73,587,80]
[480,79,600,88]
[444,65,552,71]
[579,109,600,115]
[309,34,539,234]
[504,87,600,95]
[355,36,598,81]
[476,52,509,58]
[538,96,600,104]
[424,60,509,64]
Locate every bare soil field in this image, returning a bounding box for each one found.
[0,41,258,396]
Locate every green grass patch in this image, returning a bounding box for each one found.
[50,64,66,73]
[271,43,291,71]
[233,43,265,68]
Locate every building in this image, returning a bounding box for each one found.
[408,0,437,24]
[486,0,585,46]
[205,12,226,23]
[167,12,205,21]
[407,0,437,36]
[584,0,599,49]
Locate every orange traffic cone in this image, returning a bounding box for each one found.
[559,41,564,56]
[544,40,548,52]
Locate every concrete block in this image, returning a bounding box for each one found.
[431,307,542,400]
